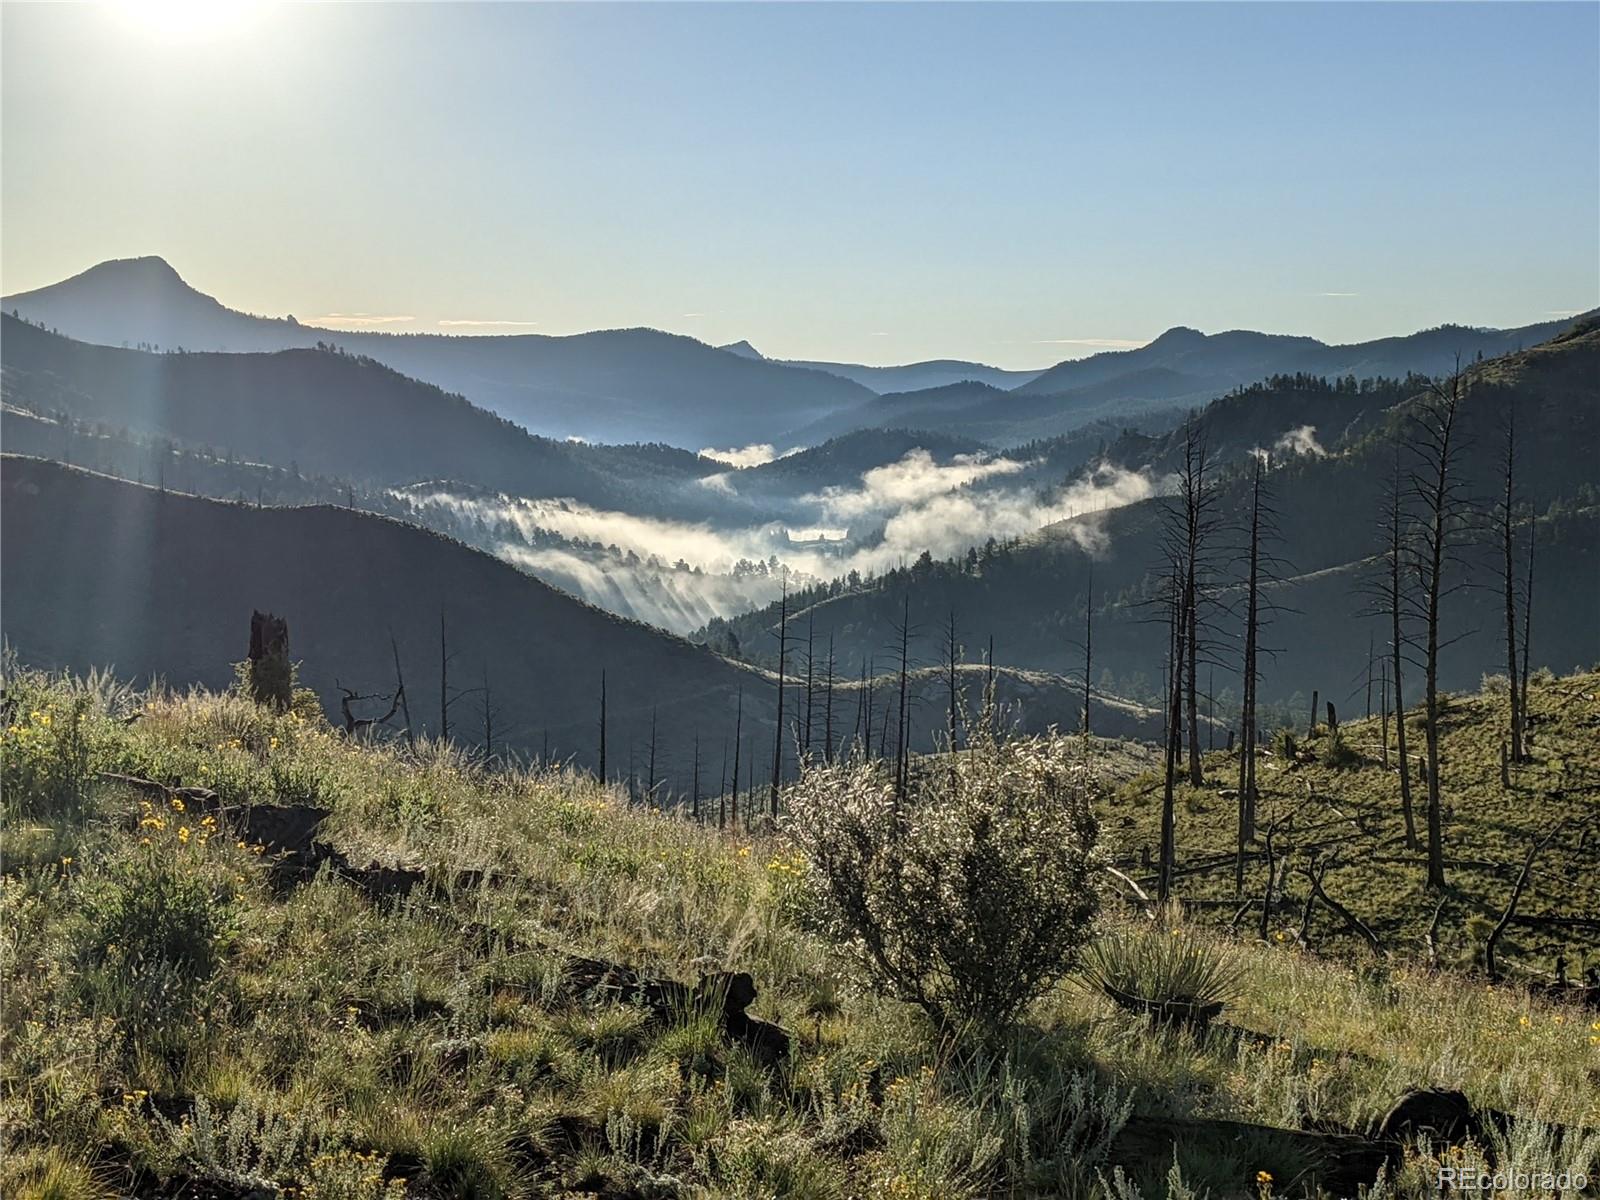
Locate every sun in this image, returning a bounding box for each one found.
[114,0,258,41]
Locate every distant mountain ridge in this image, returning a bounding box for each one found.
[9,256,1589,452]
[0,314,730,516]
[4,258,875,447]
[706,319,1600,710]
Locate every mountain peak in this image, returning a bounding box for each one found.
[719,339,765,361]
[1147,325,1207,349]
[81,255,187,285]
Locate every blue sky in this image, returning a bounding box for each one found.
[3,2,1596,368]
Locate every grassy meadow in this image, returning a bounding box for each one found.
[1,665,1597,1200]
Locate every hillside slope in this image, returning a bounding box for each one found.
[706,323,1600,709]
[1,315,736,517]
[0,456,765,770]
[0,457,1173,781]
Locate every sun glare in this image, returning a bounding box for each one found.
[114,0,258,41]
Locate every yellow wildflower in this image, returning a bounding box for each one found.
[177,826,191,845]
[170,796,186,813]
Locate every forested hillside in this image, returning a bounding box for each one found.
[704,321,1600,713]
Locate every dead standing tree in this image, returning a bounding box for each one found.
[1365,446,1419,849]
[1176,416,1225,787]
[1496,401,1528,762]
[891,594,917,801]
[1406,363,1474,892]
[247,610,293,710]
[1152,416,1223,900]
[769,571,790,819]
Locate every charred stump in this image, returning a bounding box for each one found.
[248,611,293,711]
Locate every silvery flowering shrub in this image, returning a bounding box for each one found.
[784,729,1101,1036]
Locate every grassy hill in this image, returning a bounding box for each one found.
[1103,672,1600,974]
[0,455,764,774]
[2,666,1595,1200]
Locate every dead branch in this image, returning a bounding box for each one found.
[1485,819,1569,983]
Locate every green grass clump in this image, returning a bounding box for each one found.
[1080,925,1247,1017]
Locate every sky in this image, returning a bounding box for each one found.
[3,2,1596,370]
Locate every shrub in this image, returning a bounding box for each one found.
[1079,927,1246,1022]
[1320,728,1361,770]
[0,1148,114,1200]
[78,843,234,1038]
[1,690,103,821]
[784,729,1101,1037]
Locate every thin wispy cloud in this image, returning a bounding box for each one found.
[1031,337,1147,349]
[304,313,415,326]
[1547,309,1584,317]
[437,318,540,328]
[1316,292,1359,298]
[869,331,890,337]
[680,312,706,319]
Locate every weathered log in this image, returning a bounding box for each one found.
[1110,1114,1387,1197]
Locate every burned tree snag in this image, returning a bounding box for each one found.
[247,611,293,710]
[1484,821,1568,982]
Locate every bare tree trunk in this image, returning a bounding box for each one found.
[692,731,701,821]
[1159,579,1184,903]
[1519,519,1535,757]
[1485,821,1567,981]
[646,708,658,803]
[246,611,295,711]
[1414,368,1467,893]
[730,687,742,830]
[1365,635,1374,720]
[944,609,960,756]
[718,736,728,829]
[770,574,789,818]
[858,659,871,759]
[1385,451,1418,849]
[1082,561,1094,736]
[803,611,816,757]
[481,667,494,764]
[823,634,836,762]
[895,594,911,801]
[1237,457,1262,878]
[1379,659,1390,770]
[439,608,450,744]
[389,632,414,747]
[1186,595,1202,784]
[599,670,608,783]
[1500,405,1524,761]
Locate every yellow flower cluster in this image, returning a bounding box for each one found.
[6,707,56,738]
[765,851,807,877]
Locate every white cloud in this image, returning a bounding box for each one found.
[1031,337,1147,349]
[303,313,415,326]
[808,449,1025,523]
[397,451,1163,629]
[1315,292,1358,298]
[1274,424,1327,458]
[701,443,778,468]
